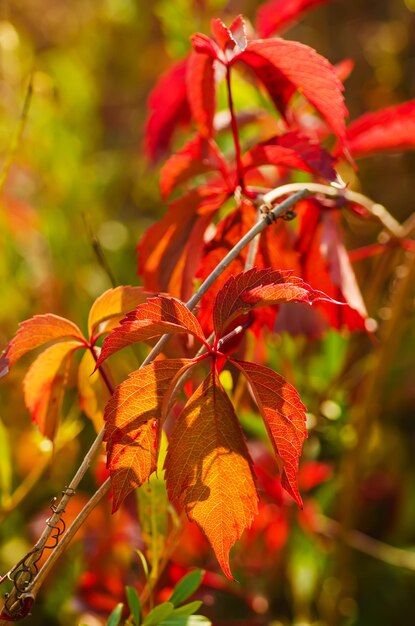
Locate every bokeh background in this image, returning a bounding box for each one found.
[0,1,415,625]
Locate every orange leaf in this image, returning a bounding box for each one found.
[88,286,149,338]
[98,297,207,367]
[104,359,194,512]
[0,314,84,376]
[78,350,112,433]
[165,371,258,579]
[23,341,82,440]
[232,359,307,507]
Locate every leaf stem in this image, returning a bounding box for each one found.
[226,66,244,191]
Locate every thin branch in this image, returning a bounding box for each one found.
[261,182,404,238]
[82,213,117,288]
[28,480,112,599]
[316,514,415,572]
[244,206,262,272]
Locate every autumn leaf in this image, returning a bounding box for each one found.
[295,199,368,331]
[256,0,330,37]
[23,341,81,440]
[0,314,84,377]
[145,58,191,162]
[231,360,307,507]
[104,360,193,512]
[241,130,338,182]
[88,286,149,338]
[187,50,216,138]
[211,15,247,53]
[235,38,347,144]
[138,186,228,299]
[165,371,258,579]
[213,268,331,337]
[159,134,231,199]
[345,101,415,159]
[196,203,300,336]
[97,297,207,367]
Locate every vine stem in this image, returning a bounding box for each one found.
[0,188,312,620]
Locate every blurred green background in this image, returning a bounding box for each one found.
[0,1,415,625]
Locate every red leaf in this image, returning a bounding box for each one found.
[138,186,228,299]
[296,199,368,331]
[104,359,193,512]
[256,0,330,37]
[160,134,230,199]
[145,59,191,162]
[211,15,247,53]
[24,340,81,440]
[97,296,206,366]
[165,371,258,579]
[242,130,338,182]
[0,314,84,377]
[213,268,332,337]
[187,51,216,137]
[232,359,307,507]
[229,15,248,52]
[88,286,149,338]
[345,101,415,159]
[196,202,301,336]
[236,39,347,143]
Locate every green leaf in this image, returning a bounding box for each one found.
[169,569,204,607]
[107,602,124,626]
[135,549,150,582]
[159,617,212,626]
[172,600,203,616]
[137,469,169,579]
[126,586,142,625]
[143,601,174,626]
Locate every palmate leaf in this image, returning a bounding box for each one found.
[231,360,307,507]
[256,0,330,38]
[104,359,194,512]
[23,340,81,440]
[97,297,207,367]
[165,371,258,580]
